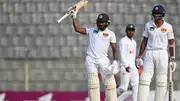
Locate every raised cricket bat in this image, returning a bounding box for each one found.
[169,41,175,101]
[57,0,88,23]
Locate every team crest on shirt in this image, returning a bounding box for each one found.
[149,27,155,31]
[103,33,109,37]
[161,28,167,33]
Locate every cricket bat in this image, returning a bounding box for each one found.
[169,66,174,101]
[57,0,88,23]
[169,41,175,101]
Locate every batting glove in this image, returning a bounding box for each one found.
[112,60,118,67]
[108,60,119,74]
[169,61,177,72]
[70,8,78,19]
[135,58,143,69]
[125,66,131,72]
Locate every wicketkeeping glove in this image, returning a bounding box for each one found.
[125,66,131,72]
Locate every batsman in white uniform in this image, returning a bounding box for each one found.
[117,24,139,101]
[137,5,177,101]
[71,9,119,101]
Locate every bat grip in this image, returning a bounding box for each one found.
[67,6,76,13]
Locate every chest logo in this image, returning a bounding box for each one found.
[103,33,109,37]
[149,27,155,31]
[161,28,167,33]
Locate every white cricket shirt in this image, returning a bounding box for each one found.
[119,36,136,68]
[86,28,116,58]
[143,20,174,50]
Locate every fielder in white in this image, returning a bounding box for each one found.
[117,24,140,101]
[71,9,119,101]
[137,5,177,101]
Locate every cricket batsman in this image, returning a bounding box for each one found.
[70,9,119,101]
[137,5,176,101]
[117,24,140,101]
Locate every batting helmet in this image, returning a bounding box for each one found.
[96,13,110,26]
[152,5,165,17]
[126,24,135,32]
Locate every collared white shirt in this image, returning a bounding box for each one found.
[86,28,116,58]
[119,36,136,68]
[143,20,174,50]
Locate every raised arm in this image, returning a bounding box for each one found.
[72,18,87,35]
[71,9,87,35]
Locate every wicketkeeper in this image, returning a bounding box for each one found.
[117,24,140,101]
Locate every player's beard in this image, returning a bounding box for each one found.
[96,21,107,31]
[153,15,163,21]
[98,26,106,31]
[97,24,107,31]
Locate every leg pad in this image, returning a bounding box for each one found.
[103,75,117,101]
[137,71,152,101]
[88,73,100,101]
[155,73,167,101]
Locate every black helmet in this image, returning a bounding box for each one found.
[126,24,135,32]
[96,13,110,22]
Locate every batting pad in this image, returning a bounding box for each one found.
[103,75,117,101]
[87,73,100,101]
[138,71,152,101]
[155,73,167,101]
